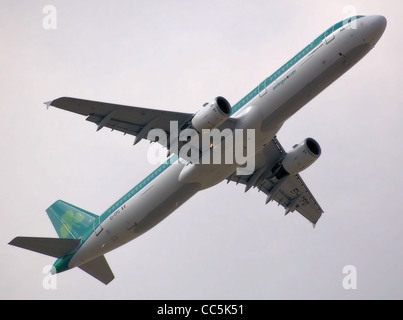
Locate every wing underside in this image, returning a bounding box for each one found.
[48,97,193,146]
[227,137,323,225]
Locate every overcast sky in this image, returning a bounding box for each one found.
[1,0,402,299]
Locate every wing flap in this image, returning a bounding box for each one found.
[85,114,143,136]
[261,173,323,224]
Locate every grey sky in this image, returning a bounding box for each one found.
[1,0,402,299]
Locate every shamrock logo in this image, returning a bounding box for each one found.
[59,210,84,238]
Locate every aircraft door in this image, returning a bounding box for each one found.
[258,80,267,97]
[93,216,103,236]
[324,25,335,44]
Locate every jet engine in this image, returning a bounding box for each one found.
[274,138,321,179]
[191,96,232,132]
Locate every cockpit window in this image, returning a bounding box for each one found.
[348,15,365,23]
[343,15,365,27]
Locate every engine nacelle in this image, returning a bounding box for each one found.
[276,138,321,178]
[191,96,232,132]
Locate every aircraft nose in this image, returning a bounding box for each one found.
[365,15,387,45]
[372,15,387,33]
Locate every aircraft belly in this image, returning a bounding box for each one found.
[123,162,201,236]
[132,182,201,236]
[70,161,201,267]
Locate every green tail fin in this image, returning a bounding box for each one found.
[46,200,98,239]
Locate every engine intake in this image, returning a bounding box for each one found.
[275,138,321,179]
[191,96,232,132]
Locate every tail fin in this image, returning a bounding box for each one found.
[46,200,98,239]
[9,200,115,284]
[9,237,81,258]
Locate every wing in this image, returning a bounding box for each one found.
[47,97,194,146]
[227,137,323,226]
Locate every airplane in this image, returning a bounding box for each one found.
[10,15,387,284]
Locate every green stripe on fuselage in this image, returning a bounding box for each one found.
[99,154,179,224]
[230,15,364,115]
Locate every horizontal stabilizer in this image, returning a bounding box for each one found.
[9,237,81,258]
[79,255,115,285]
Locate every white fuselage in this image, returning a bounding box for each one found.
[69,15,386,269]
